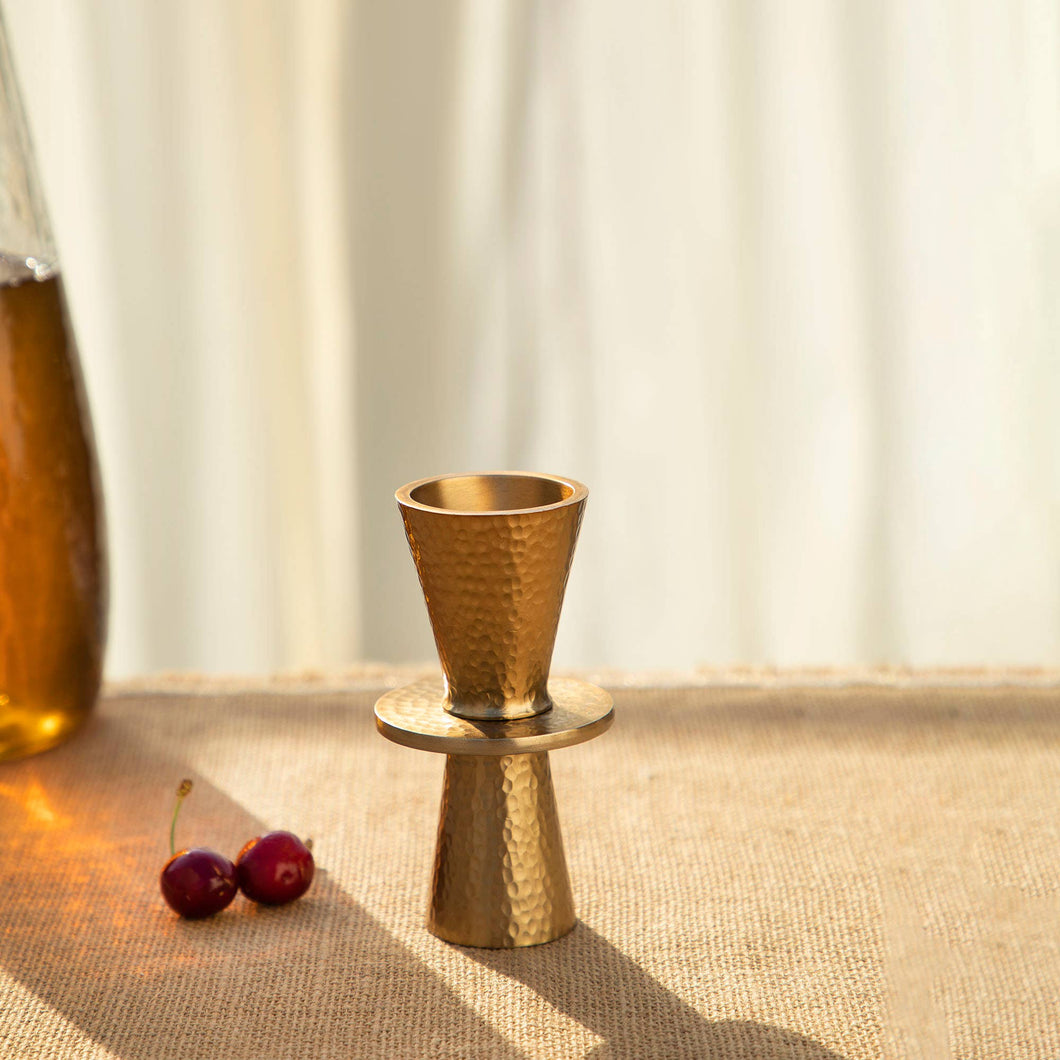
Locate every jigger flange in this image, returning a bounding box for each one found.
[377,471,611,948]
[375,676,613,947]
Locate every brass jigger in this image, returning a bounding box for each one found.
[375,472,613,948]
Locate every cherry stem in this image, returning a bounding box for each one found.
[170,779,193,857]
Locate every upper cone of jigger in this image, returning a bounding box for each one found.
[396,472,588,722]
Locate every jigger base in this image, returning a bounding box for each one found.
[430,751,575,947]
[375,677,613,948]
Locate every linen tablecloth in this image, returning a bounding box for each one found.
[1,670,1057,1059]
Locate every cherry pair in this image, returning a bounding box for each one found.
[160,780,314,919]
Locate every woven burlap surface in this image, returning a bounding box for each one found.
[1,676,1058,1059]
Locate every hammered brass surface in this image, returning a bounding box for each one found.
[380,471,609,949]
[429,751,576,948]
[374,676,613,755]
[397,472,587,721]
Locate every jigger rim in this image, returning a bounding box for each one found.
[396,470,588,517]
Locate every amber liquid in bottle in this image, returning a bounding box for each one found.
[0,260,107,760]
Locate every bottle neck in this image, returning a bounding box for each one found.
[0,9,58,272]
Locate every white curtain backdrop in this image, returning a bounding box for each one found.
[6,0,1060,675]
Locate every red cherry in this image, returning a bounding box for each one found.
[236,831,314,905]
[159,778,236,919]
[160,848,238,918]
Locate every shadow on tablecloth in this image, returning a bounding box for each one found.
[0,711,521,1060]
[470,924,848,1060]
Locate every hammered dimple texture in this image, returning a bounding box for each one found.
[399,496,585,721]
[429,751,575,948]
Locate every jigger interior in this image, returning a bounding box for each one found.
[397,472,587,721]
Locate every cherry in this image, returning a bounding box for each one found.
[161,848,238,919]
[236,830,314,905]
[159,780,237,919]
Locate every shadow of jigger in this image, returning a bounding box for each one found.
[375,472,613,948]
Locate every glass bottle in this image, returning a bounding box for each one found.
[0,13,107,759]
